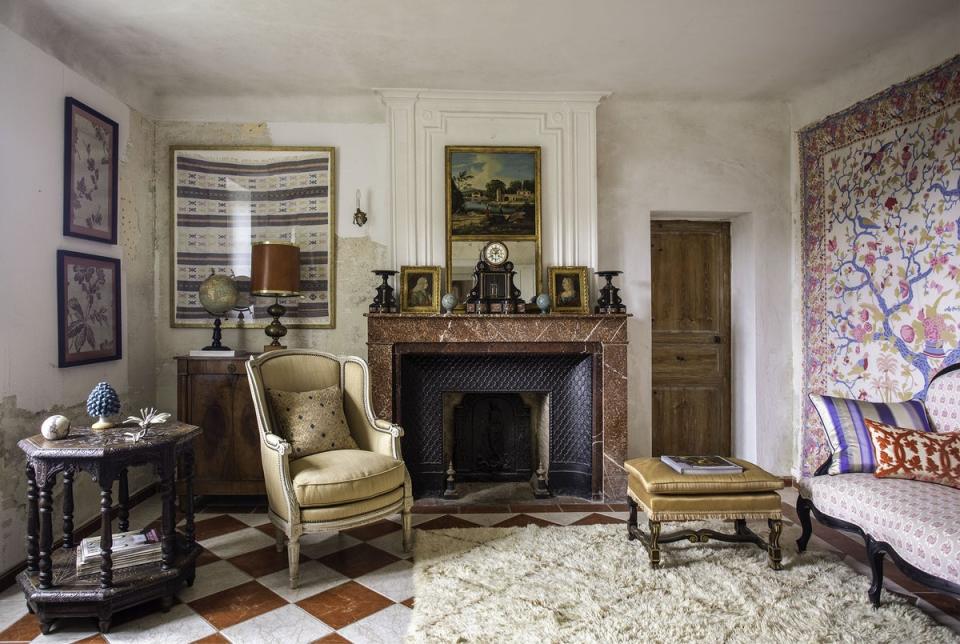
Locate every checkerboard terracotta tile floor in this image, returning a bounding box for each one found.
[0,489,957,642]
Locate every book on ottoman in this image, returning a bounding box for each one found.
[76,529,162,576]
[660,455,744,475]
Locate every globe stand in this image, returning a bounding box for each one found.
[202,317,232,351]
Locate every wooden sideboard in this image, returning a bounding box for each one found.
[176,354,264,498]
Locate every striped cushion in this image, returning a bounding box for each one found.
[808,394,931,474]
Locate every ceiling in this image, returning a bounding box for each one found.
[1,0,956,117]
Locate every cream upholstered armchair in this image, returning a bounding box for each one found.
[246,349,412,588]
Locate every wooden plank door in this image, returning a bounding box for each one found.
[651,220,731,456]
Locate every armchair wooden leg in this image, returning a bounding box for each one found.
[402,510,413,553]
[287,536,300,589]
[274,526,284,553]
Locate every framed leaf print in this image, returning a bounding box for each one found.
[57,250,122,367]
[63,97,119,244]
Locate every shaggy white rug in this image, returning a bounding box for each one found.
[408,522,959,643]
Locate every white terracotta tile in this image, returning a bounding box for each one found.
[0,599,28,632]
[409,514,440,527]
[230,513,271,527]
[221,604,333,644]
[256,560,348,602]
[297,532,361,559]
[355,560,414,602]
[27,619,97,643]
[337,604,412,644]
[366,532,413,559]
[599,511,628,521]
[525,512,587,526]
[177,559,252,602]
[199,526,275,559]
[103,603,215,644]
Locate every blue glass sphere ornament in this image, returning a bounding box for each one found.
[536,293,551,315]
[86,382,121,430]
[441,293,457,314]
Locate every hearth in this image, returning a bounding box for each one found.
[366,313,630,500]
[448,393,533,482]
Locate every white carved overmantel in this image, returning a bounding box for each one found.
[375,89,610,281]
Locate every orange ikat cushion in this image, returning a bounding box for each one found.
[865,418,960,489]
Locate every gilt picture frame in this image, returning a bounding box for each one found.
[170,146,336,329]
[548,266,589,314]
[57,250,122,367]
[399,266,441,313]
[63,97,119,244]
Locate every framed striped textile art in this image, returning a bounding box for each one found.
[170,146,336,329]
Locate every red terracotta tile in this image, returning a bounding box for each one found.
[456,504,511,514]
[572,513,624,526]
[188,580,286,630]
[193,515,250,541]
[401,597,415,608]
[0,613,42,642]
[297,580,393,630]
[493,514,558,528]
[73,636,109,644]
[192,634,232,644]
[607,503,630,512]
[229,544,307,578]
[318,543,400,578]
[510,502,561,513]
[415,515,482,531]
[411,503,458,514]
[915,591,960,618]
[558,503,612,512]
[196,546,221,567]
[256,522,278,537]
[342,519,401,541]
[313,631,354,643]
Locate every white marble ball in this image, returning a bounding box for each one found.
[41,415,71,440]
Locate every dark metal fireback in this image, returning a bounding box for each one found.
[397,353,593,497]
[453,393,532,482]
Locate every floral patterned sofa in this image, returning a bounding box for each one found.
[796,363,960,606]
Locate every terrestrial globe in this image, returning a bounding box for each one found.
[198,273,239,316]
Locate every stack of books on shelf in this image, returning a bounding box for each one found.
[76,529,161,576]
[660,455,744,475]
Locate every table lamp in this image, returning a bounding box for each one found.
[251,241,301,351]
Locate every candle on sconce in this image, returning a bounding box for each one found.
[353,189,368,227]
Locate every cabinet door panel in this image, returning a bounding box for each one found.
[232,375,264,481]
[189,374,234,483]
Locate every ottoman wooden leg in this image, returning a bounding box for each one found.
[648,520,662,569]
[627,496,638,541]
[767,518,783,570]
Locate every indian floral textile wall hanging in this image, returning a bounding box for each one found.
[800,55,960,475]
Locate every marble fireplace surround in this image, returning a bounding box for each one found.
[367,313,629,500]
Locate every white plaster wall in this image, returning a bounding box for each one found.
[0,24,157,575]
[597,98,793,475]
[787,7,960,475]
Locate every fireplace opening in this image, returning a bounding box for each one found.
[441,392,551,498]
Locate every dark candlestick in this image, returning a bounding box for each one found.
[595,271,626,314]
[369,270,399,313]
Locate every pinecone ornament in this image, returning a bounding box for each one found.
[87,382,121,430]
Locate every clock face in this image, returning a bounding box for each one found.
[483,241,508,266]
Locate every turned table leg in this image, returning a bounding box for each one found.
[99,480,114,589]
[38,473,54,589]
[183,448,196,547]
[118,468,130,533]
[160,454,177,570]
[63,468,75,548]
[25,463,39,573]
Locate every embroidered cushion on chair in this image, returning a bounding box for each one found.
[267,386,358,458]
[866,418,960,489]
[808,393,931,474]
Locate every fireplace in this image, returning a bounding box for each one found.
[366,313,630,500]
[399,353,594,496]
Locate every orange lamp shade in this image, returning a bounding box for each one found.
[250,242,301,297]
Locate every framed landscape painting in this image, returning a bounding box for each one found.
[63,97,119,244]
[57,250,122,367]
[170,146,336,329]
[446,146,541,240]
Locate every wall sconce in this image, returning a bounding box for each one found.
[353,189,368,227]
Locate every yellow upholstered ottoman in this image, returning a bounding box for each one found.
[624,457,785,569]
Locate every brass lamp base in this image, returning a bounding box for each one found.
[263,298,289,350]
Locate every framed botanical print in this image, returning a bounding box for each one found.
[399,266,441,313]
[170,146,336,329]
[549,266,589,314]
[63,97,119,244]
[57,250,122,367]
